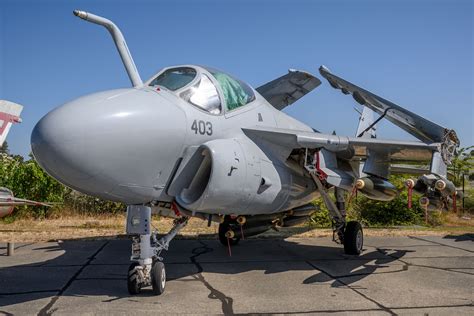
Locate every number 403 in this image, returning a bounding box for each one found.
[191,120,213,136]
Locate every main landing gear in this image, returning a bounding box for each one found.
[309,173,364,255]
[343,221,363,255]
[126,205,188,295]
[218,216,242,247]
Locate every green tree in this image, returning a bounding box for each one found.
[310,175,425,227]
[0,153,67,218]
[0,141,9,155]
[448,146,474,186]
[0,152,125,220]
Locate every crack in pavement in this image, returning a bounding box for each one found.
[277,241,397,316]
[375,247,474,277]
[37,241,109,316]
[408,236,474,253]
[189,241,234,315]
[304,260,397,315]
[390,302,474,310]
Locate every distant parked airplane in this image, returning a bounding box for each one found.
[0,100,51,217]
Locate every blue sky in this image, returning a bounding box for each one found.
[1,0,472,157]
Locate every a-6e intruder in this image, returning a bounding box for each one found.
[31,11,460,295]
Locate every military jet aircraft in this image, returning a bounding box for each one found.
[30,11,460,295]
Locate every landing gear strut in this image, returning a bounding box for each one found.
[126,205,188,295]
[309,173,364,255]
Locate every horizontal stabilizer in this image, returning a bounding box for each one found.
[256,69,321,110]
[319,66,459,163]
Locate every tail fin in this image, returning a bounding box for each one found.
[356,106,376,138]
[0,100,23,147]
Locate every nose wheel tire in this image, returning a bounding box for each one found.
[127,262,142,295]
[218,222,240,246]
[151,261,166,295]
[343,221,363,255]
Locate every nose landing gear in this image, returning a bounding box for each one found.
[126,205,188,295]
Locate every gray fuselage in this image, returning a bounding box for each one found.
[31,65,319,215]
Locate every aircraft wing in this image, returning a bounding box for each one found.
[256,69,321,110]
[318,66,459,163]
[0,187,52,218]
[0,197,52,207]
[243,126,437,163]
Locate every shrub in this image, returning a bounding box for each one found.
[462,188,474,213]
[309,200,331,227]
[311,175,427,227]
[0,154,66,219]
[62,189,125,216]
[0,154,124,220]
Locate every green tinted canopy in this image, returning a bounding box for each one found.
[207,68,255,111]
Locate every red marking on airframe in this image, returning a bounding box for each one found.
[0,112,21,136]
[314,151,328,180]
[171,201,181,217]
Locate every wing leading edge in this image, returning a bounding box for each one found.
[243,126,437,163]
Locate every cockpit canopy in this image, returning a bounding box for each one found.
[148,66,255,115]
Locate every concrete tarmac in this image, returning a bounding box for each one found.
[0,235,473,315]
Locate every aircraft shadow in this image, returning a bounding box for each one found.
[0,236,411,309]
[443,233,474,242]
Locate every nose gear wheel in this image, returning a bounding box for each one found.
[126,205,188,295]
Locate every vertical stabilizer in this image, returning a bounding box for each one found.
[356,107,376,179]
[356,107,376,138]
[0,100,23,147]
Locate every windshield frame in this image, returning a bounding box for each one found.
[146,65,259,116]
[145,65,226,116]
[146,66,200,92]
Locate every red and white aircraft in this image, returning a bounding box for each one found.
[0,100,51,217]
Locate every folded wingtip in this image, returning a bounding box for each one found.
[319,65,330,75]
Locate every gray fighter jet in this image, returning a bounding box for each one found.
[31,11,460,295]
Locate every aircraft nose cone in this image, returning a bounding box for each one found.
[31,92,110,192]
[31,89,186,203]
